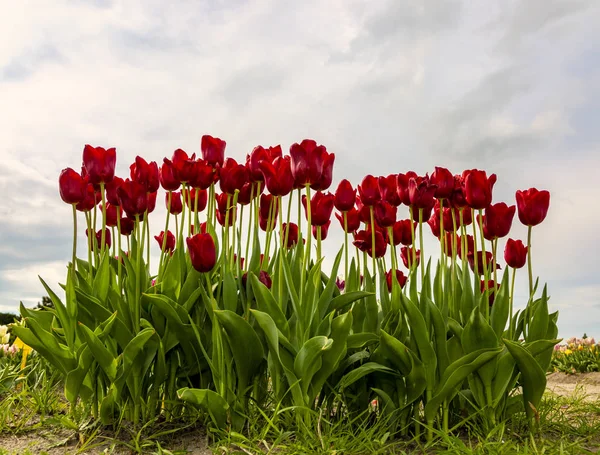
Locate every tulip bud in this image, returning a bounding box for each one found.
[166,191,183,215]
[59,168,87,205]
[357,175,380,206]
[334,179,356,212]
[186,233,216,273]
[201,135,226,168]
[155,230,176,253]
[516,188,550,226]
[464,169,496,209]
[82,145,116,185]
[504,238,527,269]
[386,269,407,291]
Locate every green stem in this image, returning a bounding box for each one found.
[527,225,533,296]
[369,206,376,279]
[158,191,172,280]
[262,195,275,271]
[85,212,93,277]
[343,212,349,285]
[439,199,445,303]
[135,215,142,333]
[244,184,255,269]
[116,209,123,290]
[316,226,322,262]
[419,209,425,284]
[471,208,479,291]
[509,267,516,339]
[230,190,239,272]
[71,204,78,274]
[179,184,187,242]
[100,182,107,253]
[477,209,489,319]
[300,185,312,303]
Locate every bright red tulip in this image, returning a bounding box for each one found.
[260,156,294,196]
[396,171,418,206]
[483,202,515,239]
[246,145,282,182]
[155,230,175,253]
[355,197,372,224]
[188,159,215,190]
[117,179,148,217]
[83,145,116,185]
[76,183,101,212]
[357,175,380,206]
[159,158,180,191]
[59,168,87,205]
[464,169,496,209]
[186,233,216,273]
[105,176,124,206]
[353,228,387,258]
[281,222,299,248]
[166,191,183,215]
[171,149,196,184]
[146,191,157,214]
[378,175,401,206]
[430,167,454,199]
[386,269,407,291]
[334,179,356,212]
[408,175,437,210]
[516,188,550,227]
[290,140,334,189]
[219,158,248,194]
[504,238,528,269]
[390,219,415,246]
[335,208,361,233]
[215,192,236,227]
[130,156,159,193]
[201,135,226,168]
[400,247,420,268]
[312,151,335,191]
[374,200,397,228]
[449,174,468,208]
[302,191,335,226]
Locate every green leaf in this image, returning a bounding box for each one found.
[337,362,396,389]
[222,270,238,312]
[177,388,229,429]
[78,322,117,381]
[527,285,549,342]
[347,332,379,349]
[92,253,111,303]
[250,273,289,338]
[294,336,332,399]
[329,291,375,312]
[316,248,343,319]
[490,269,510,337]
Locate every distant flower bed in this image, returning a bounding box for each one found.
[551,337,600,374]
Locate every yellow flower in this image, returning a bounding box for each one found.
[578,345,584,351]
[12,337,33,370]
[564,349,573,355]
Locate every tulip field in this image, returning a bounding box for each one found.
[1,137,599,454]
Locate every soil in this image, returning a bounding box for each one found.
[546,372,600,401]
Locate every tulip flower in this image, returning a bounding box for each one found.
[386,269,407,292]
[355,197,372,224]
[335,208,361,233]
[378,175,401,206]
[504,238,527,269]
[104,203,122,227]
[313,219,331,240]
[171,149,196,184]
[242,270,272,289]
[390,219,416,246]
[430,166,454,199]
[457,234,475,260]
[87,228,111,249]
[290,139,334,190]
[281,222,299,248]
[155,230,175,253]
[246,145,282,182]
[302,191,335,226]
[480,280,497,306]
[59,168,87,205]
[467,251,499,276]
[120,217,135,236]
[159,158,180,191]
[105,176,124,206]
[312,151,335,191]
[76,183,101,212]
[166,191,183,215]
[260,156,294,196]
[186,233,216,273]
[215,192,236,227]
[408,175,437,210]
[334,179,356,212]
[201,135,226,168]
[357,175,380,206]
[117,179,148,218]
[483,202,515,239]
[444,232,459,257]
[374,200,397,228]
[82,144,116,185]
[396,171,418,206]
[401,247,420,268]
[147,191,158,214]
[183,188,208,212]
[353,228,387,258]
[464,169,496,209]
[449,174,468,209]
[237,182,255,205]
[335,278,345,291]
[516,188,550,226]
[130,156,160,193]
[189,159,215,190]
[259,194,278,232]
[220,158,249,194]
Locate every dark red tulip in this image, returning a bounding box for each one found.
[457,234,475,260]
[247,145,282,182]
[117,179,148,217]
[183,187,208,212]
[160,158,180,191]
[259,194,278,232]
[353,228,387,258]
[219,158,248,194]
[467,251,500,276]
[86,228,111,250]
[480,280,497,306]
[430,167,454,199]
[187,159,215,190]
[166,191,183,215]
[357,175,380,206]
[201,135,226,168]
[504,238,528,269]
[400,247,420,268]
[281,222,299,248]
[290,140,335,189]
[355,197,372,224]
[335,208,361,233]
[464,170,496,209]
[302,191,335,226]
[396,171,418,206]
[313,219,331,240]
[483,202,515,239]
[190,222,209,236]
[171,149,196,184]
[334,179,356,212]
[186,233,216,273]
[374,201,397,228]
[76,183,100,212]
[390,219,415,246]
[242,270,272,289]
[215,192,236,227]
[312,152,335,191]
[119,217,135,236]
[146,191,157,214]
[336,278,345,291]
[59,168,87,205]
[260,156,294,196]
[82,145,116,185]
[378,175,401,206]
[104,203,122,227]
[515,188,550,227]
[237,182,254,205]
[386,269,407,292]
[130,156,159,193]
[155,230,176,253]
[427,212,441,238]
[449,174,468,209]
[105,176,124,206]
[408,175,437,211]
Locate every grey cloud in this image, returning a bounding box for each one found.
[217,64,288,107]
[1,44,64,81]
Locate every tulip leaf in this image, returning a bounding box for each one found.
[347,332,379,349]
[490,269,510,337]
[177,388,229,429]
[250,273,289,338]
[65,345,94,403]
[316,248,343,320]
[527,285,549,342]
[92,253,111,304]
[222,270,238,312]
[337,362,396,389]
[329,291,375,313]
[78,322,117,381]
[294,336,332,399]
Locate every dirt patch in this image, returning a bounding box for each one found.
[546,372,600,401]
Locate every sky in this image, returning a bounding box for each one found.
[1,0,599,338]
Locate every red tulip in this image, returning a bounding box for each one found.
[430,167,454,199]
[515,188,550,227]
[155,230,175,253]
[82,145,116,185]
[166,191,183,215]
[76,183,101,212]
[259,194,278,232]
[464,169,496,209]
[313,219,331,240]
[147,191,157,214]
[374,200,397,228]
[390,219,415,246]
[334,179,356,212]
[186,233,216,273]
[171,149,196,184]
[188,159,215,190]
[119,217,135,236]
[408,175,437,210]
[260,156,294,196]
[396,171,418,206]
[104,203,122,227]
[336,278,345,292]
[483,202,515,239]
[117,179,148,217]
[353,228,387,258]
[302,191,335,226]
[400,247,420,268]
[449,174,468,209]
[467,251,500,276]
[444,232,459,257]
[378,175,401,206]
[504,238,527,269]
[480,280,497,306]
[201,135,226,168]
[357,175,380,206]
[290,140,334,189]
[246,145,282,182]
[312,151,335,191]
[183,188,208,212]
[457,234,475,260]
[242,270,272,289]
[335,208,361,233]
[86,228,111,249]
[215,192,236,227]
[281,222,299,248]
[355,197,372,224]
[59,168,87,205]
[386,269,407,291]
[160,158,180,191]
[105,176,124,206]
[130,156,159,193]
[219,158,248,194]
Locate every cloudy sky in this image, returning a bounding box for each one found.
[1,0,599,338]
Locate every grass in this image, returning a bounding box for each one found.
[1,356,600,454]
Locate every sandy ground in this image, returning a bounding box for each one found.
[546,372,600,401]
